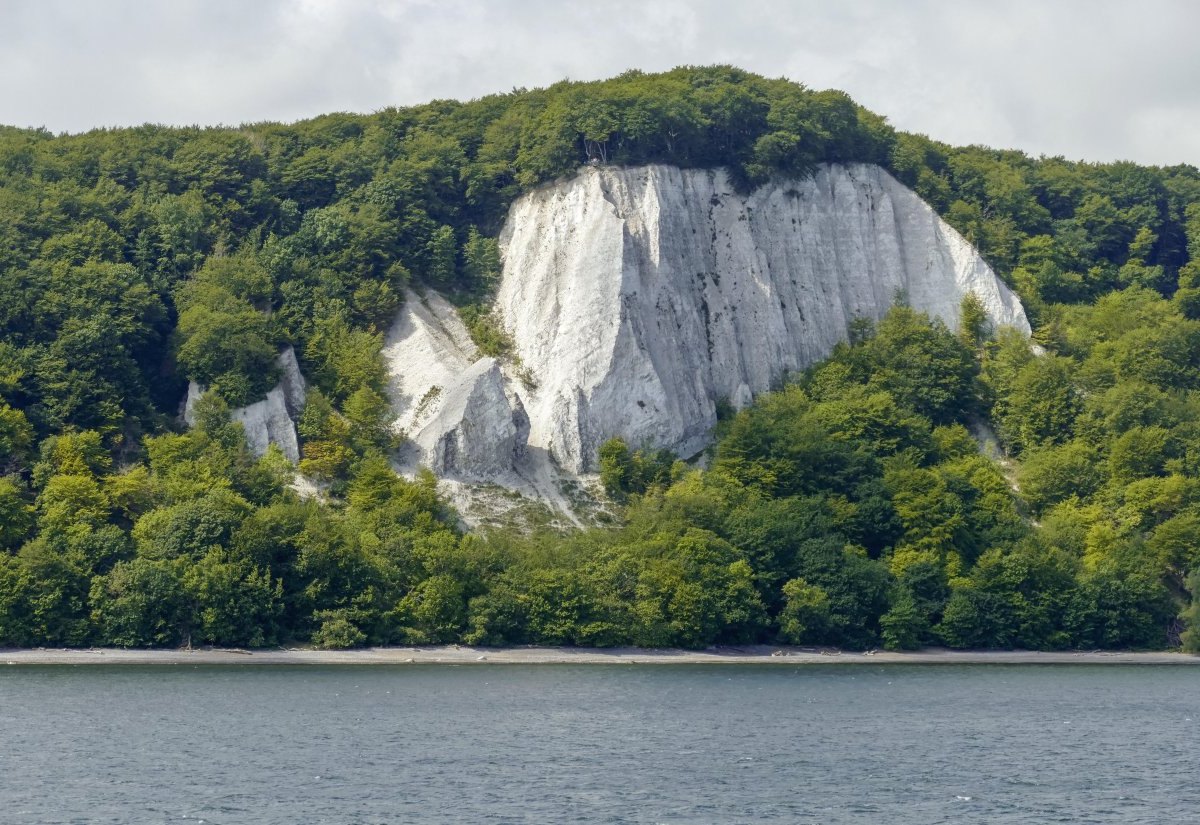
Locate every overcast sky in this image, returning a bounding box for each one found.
[2,0,1198,165]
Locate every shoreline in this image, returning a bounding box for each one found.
[2,645,1197,666]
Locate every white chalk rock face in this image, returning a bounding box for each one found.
[383,290,480,434]
[183,347,307,462]
[496,163,1030,472]
[411,357,528,479]
[384,291,528,480]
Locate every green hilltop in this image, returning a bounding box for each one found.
[2,66,1200,651]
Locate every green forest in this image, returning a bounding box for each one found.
[2,66,1199,651]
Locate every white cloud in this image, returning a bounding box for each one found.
[1,0,1197,164]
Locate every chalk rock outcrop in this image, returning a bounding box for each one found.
[412,357,528,478]
[184,347,307,462]
[495,163,1030,472]
[384,291,528,480]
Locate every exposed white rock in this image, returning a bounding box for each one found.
[383,289,479,436]
[410,357,528,480]
[378,162,1031,521]
[183,346,307,462]
[276,346,307,418]
[383,291,530,483]
[495,163,1031,472]
[232,388,301,462]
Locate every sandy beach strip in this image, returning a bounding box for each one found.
[1,646,1197,666]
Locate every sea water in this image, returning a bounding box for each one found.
[1,664,1197,823]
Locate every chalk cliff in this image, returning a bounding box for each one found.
[493,163,1029,472]
[184,347,307,462]
[383,162,1028,499]
[184,163,1029,518]
[383,290,531,482]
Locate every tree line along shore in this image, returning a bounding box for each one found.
[3,646,1198,666]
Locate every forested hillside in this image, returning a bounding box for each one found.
[2,66,1199,650]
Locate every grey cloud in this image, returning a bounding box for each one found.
[1,0,1197,164]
